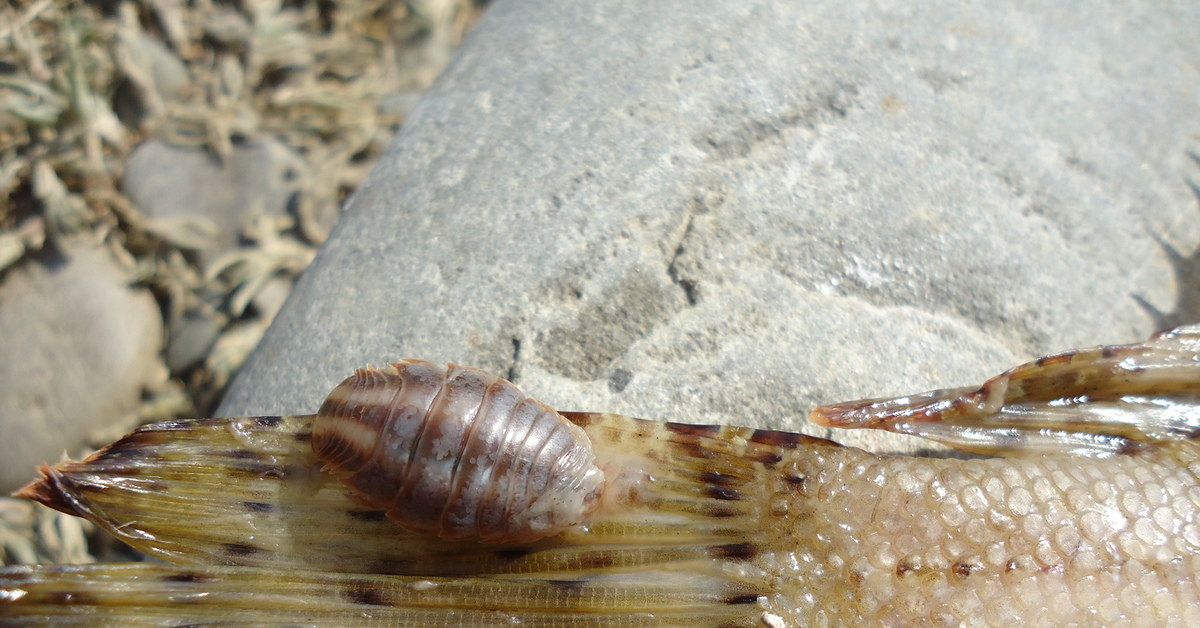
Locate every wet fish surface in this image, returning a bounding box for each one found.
[3,326,1200,626]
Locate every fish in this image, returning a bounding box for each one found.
[3,326,1200,626]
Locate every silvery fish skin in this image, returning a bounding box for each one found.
[3,327,1200,626]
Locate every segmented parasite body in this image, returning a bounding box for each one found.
[311,360,605,543]
[5,327,1200,626]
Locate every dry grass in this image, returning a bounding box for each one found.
[1,0,486,564]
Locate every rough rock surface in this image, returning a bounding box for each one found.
[0,246,162,492]
[221,0,1200,455]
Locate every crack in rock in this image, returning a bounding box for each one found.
[537,273,684,381]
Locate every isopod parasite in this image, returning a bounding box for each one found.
[311,359,606,543]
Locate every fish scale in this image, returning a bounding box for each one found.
[756,442,1200,626]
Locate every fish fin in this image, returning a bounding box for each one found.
[0,563,763,627]
[6,412,800,626]
[810,325,1200,457]
[12,412,789,573]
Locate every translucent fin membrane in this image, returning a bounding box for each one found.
[0,563,760,627]
[811,325,1200,456]
[3,412,800,625]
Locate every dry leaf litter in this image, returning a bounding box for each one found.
[0,0,487,565]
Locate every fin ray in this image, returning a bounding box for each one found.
[1,563,760,627]
[811,325,1200,456]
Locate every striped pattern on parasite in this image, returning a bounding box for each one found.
[312,360,605,543]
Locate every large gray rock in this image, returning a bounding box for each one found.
[220,0,1200,454]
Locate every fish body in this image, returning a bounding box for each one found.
[4,328,1200,626]
[746,433,1200,626]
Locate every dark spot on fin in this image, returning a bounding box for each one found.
[89,428,168,461]
[138,479,169,492]
[494,547,534,561]
[347,509,389,522]
[45,591,98,605]
[162,572,210,583]
[681,442,720,460]
[242,501,272,513]
[700,471,740,486]
[748,429,814,448]
[747,451,783,466]
[223,542,260,557]
[228,463,293,480]
[342,582,388,606]
[723,593,760,605]
[704,486,742,501]
[666,422,722,437]
[710,543,758,561]
[1035,352,1072,367]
